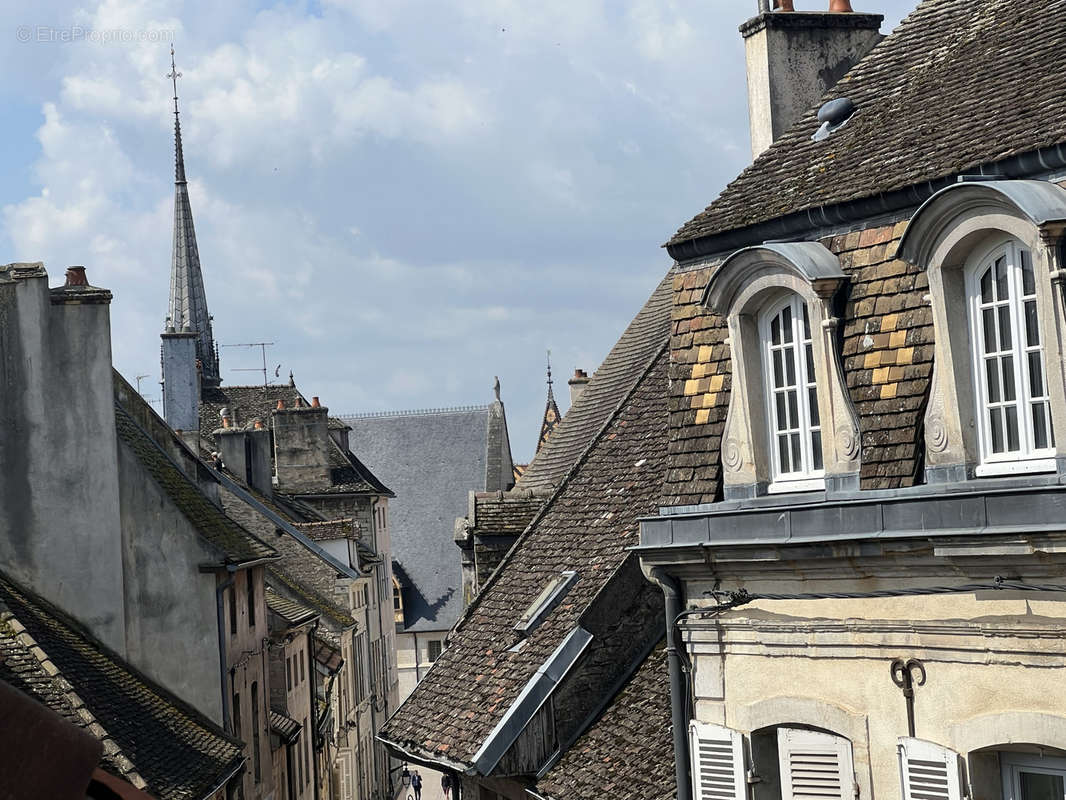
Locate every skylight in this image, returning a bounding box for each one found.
[514,571,578,634]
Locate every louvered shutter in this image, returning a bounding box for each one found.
[778,727,855,800]
[689,721,746,800]
[898,737,963,800]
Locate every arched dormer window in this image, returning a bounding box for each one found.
[703,242,860,498]
[899,179,1066,480]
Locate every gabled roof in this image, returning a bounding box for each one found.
[536,643,673,800]
[0,572,244,800]
[670,0,1066,257]
[516,271,673,492]
[468,491,548,537]
[341,401,513,633]
[380,345,670,768]
[114,403,277,565]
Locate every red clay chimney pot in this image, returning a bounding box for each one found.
[773,0,795,10]
[276,400,285,410]
[311,396,321,408]
[829,0,853,10]
[64,266,89,287]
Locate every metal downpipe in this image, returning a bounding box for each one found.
[650,567,690,800]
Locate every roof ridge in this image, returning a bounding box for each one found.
[0,601,149,788]
[449,338,670,639]
[338,404,490,419]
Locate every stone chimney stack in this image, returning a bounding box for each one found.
[272,397,332,492]
[568,369,590,406]
[741,2,882,159]
[214,417,274,496]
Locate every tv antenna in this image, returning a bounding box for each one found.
[221,342,278,386]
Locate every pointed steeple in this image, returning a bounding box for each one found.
[165,45,220,388]
[537,350,561,454]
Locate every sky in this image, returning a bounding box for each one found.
[0,0,919,463]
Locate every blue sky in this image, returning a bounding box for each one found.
[0,0,918,462]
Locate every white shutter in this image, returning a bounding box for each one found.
[689,721,746,800]
[898,737,963,800]
[778,727,855,800]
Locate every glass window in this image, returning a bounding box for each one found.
[971,241,1054,467]
[763,295,824,487]
[247,571,256,629]
[1002,752,1066,799]
[427,639,443,662]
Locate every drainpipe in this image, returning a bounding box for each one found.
[215,566,238,734]
[308,621,321,800]
[649,567,691,800]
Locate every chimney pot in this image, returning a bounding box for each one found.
[829,0,853,10]
[311,396,321,408]
[254,419,264,430]
[276,399,285,410]
[773,0,795,10]
[295,397,305,408]
[64,266,89,287]
[222,416,231,429]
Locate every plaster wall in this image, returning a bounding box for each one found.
[686,592,1066,798]
[161,332,199,434]
[116,436,222,721]
[0,267,125,652]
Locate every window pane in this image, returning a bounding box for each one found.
[981,268,993,303]
[1020,770,1064,799]
[811,431,823,471]
[778,435,791,473]
[805,343,815,383]
[788,391,799,428]
[808,388,820,426]
[771,314,781,346]
[986,359,1001,403]
[782,305,793,343]
[773,350,783,387]
[990,408,1005,453]
[790,433,802,471]
[1002,355,1016,401]
[1025,300,1040,347]
[802,304,811,339]
[1005,405,1020,452]
[1029,352,1045,398]
[1034,402,1050,450]
[983,308,996,352]
[785,347,796,385]
[1021,248,1036,296]
[776,393,787,431]
[998,305,1012,350]
[995,255,1008,301]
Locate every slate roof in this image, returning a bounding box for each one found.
[380,345,670,767]
[0,572,244,800]
[516,272,673,492]
[536,383,562,454]
[341,404,510,633]
[669,0,1066,254]
[114,404,277,565]
[265,587,318,627]
[537,643,673,800]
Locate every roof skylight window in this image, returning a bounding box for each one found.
[514,571,578,634]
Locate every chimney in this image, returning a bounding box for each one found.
[272,398,332,492]
[741,2,882,159]
[215,420,274,496]
[568,369,590,406]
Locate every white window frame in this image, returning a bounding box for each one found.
[1001,751,1066,800]
[966,237,1056,475]
[761,294,825,491]
[777,727,855,800]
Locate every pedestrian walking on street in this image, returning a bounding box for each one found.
[441,773,452,799]
[412,771,423,800]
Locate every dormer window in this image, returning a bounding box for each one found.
[702,242,860,499]
[763,296,824,490]
[898,179,1066,482]
[969,240,1055,470]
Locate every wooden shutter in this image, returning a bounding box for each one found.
[778,727,855,800]
[898,737,963,800]
[689,721,746,800]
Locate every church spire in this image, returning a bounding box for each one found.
[165,45,219,387]
[537,350,561,453]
